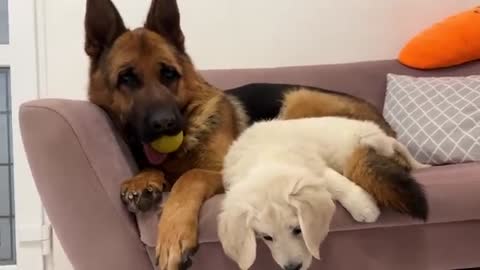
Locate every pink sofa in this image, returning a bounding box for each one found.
[20,59,480,270]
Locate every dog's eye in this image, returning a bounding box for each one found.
[292,227,302,236]
[263,235,273,241]
[117,68,140,89]
[160,64,180,83]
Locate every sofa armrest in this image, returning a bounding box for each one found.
[19,99,153,270]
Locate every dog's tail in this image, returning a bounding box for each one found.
[344,146,428,221]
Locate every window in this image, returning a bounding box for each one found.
[0,68,14,266]
[0,0,8,44]
[0,0,14,263]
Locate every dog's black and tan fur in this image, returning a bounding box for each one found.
[84,0,427,269]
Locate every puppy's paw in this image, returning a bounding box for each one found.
[351,202,380,223]
[343,189,380,223]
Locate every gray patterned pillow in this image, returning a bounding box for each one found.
[383,73,480,165]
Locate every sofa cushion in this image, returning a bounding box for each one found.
[398,6,480,69]
[383,73,480,165]
[136,162,480,247]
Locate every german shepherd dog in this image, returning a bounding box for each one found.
[84,0,427,269]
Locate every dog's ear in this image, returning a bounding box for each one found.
[218,204,256,270]
[289,179,335,260]
[84,0,127,62]
[144,0,185,52]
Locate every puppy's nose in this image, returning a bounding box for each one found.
[284,263,302,270]
[148,110,181,136]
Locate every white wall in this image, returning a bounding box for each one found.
[39,1,477,269]
[42,0,478,101]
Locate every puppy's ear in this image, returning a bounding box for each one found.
[84,0,127,64]
[144,0,185,52]
[218,204,256,270]
[289,179,335,260]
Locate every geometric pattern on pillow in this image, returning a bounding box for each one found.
[383,74,480,165]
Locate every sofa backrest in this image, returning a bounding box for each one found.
[200,59,480,111]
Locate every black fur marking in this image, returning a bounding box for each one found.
[225,83,289,123]
[224,82,379,124]
[179,247,198,270]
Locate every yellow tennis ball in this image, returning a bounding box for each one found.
[150,131,184,153]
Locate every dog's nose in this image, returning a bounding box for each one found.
[148,110,181,136]
[284,263,302,270]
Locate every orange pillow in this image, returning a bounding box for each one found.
[399,6,480,69]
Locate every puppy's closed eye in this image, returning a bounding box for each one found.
[263,235,274,241]
[255,231,274,241]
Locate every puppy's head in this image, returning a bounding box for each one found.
[84,0,196,164]
[218,167,335,270]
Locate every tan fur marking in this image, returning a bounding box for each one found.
[179,93,223,155]
[225,95,250,135]
[344,147,408,211]
[279,88,397,137]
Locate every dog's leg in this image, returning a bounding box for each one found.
[392,139,431,169]
[360,134,431,170]
[344,146,428,220]
[359,132,395,157]
[121,169,167,213]
[324,168,380,223]
[156,169,223,270]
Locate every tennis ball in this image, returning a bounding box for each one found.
[150,131,184,153]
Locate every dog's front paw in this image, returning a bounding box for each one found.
[343,190,380,223]
[121,170,167,213]
[156,207,198,270]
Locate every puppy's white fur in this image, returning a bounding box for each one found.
[218,117,428,270]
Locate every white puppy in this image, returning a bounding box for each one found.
[218,117,427,270]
